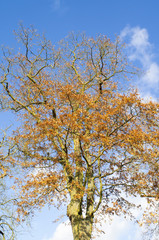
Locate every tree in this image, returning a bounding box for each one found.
[0,131,16,240]
[0,25,158,240]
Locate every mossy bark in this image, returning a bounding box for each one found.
[70,215,93,240]
[67,186,94,240]
[66,135,94,240]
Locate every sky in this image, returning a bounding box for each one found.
[0,1,159,240]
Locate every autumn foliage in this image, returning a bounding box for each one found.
[0,26,159,240]
[0,132,17,239]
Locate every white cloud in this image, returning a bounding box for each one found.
[130,28,150,49]
[120,26,159,100]
[96,216,142,240]
[120,26,152,65]
[43,220,72,240]
[143,62,159,85]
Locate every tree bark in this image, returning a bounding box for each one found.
[67,191,94,240]
[70,215,93,240]
[66,133,94,239]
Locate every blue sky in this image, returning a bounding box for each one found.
[0,1,159,240]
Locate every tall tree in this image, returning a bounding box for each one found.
[0,26,159,240]
[0,131,16,240]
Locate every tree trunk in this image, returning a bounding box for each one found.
[70,215,93,240]
[67,198,94,240]
[67,136,94,239]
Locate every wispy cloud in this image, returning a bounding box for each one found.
[52,0,61,11]
[47,221,72,240]
[50,0,69,14]
[120,26,152,65]
[120,26,159,101]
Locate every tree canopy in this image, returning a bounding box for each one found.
[0,25,158,240]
